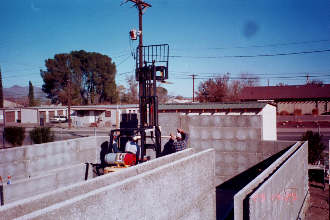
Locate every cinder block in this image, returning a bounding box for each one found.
[212,116,223,127]
[189,127,201,140]
[224,117,233,127]
[200,129,210,140]
[223,128,235,139]
[200,116,211,127]
[236,128,248,140]
[237,154,248,165]
[246,153,258,166]
[237,116,247,127]
[224,153,235,164]
[211,129,222,139]
[248,116,262,128]
[246,141,259,153]
[213,140,226,152]
[247,128,258,140]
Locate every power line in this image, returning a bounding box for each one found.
[174,75,330,80]
[171,39,330,51]
[206,39,330,50]
[171,70,330,77]
[170,49,330,59]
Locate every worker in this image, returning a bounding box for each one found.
[125,136,141,160]
[171,130,187,152]
[112,133,120,153]
[108,133,120,153]
[161,128,187,156]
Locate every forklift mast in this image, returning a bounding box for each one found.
[136,44,169,159]
[109,45,169,162]
[108,0,169,163]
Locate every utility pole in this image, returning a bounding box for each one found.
[125,0,151,129]
[2,109,5,149]
[306,73,310,84]
[0,66,5,148]
[189,74,197,102]
[66,58,72,129]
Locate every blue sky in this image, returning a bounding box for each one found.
[0,0,329,97]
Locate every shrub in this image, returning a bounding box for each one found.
[29,127,54,144]
[279,110,289,115]
[293,108,302,116]
[312,108,319,115]
[4,126,25,146]
[301,130,325,164]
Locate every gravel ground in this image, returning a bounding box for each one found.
[305,182,329,220]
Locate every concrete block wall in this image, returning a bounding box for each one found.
[159,114,294,185]
[0,136,108,181]
[0,149,195,219]
[2,163,91,204]
[249,141,308,220]
[2,148,215,220]
[233,141,307,220]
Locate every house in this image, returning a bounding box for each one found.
[1,106,68,124]
[71,104,139,127]
[239,84,330,115]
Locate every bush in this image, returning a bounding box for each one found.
[293,109,302,116]
[29,127,54,144]
[312,108,319,115]
[279,110,289,115]
[4,126,25,146]
[301,131,325,164]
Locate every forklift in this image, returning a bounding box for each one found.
[101,0,170,172]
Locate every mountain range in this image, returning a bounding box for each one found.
[4,85,48,101]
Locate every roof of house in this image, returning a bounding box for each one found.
[240,84,330,101]
[4,100,22,108]
[71,104,138,111]
[159,102,268,110]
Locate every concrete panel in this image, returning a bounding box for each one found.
[2,163,89,204]
[0,149,194,219]
[233,141,304,220]
[0,136,102,181]
[15,149,215,220]
[249,142,308,220]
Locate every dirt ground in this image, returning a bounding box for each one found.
[305,182,329,220]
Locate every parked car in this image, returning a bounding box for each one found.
[50,116,67,123]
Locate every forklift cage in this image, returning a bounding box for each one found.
[136,44,169,81]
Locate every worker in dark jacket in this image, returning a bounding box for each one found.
[161,129,187,156]
[172,130,187,152]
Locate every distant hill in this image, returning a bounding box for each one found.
[3,85,48,104]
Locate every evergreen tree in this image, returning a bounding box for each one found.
[28,81,35,106]
[41,50,117,105]
[0,66,3,108]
